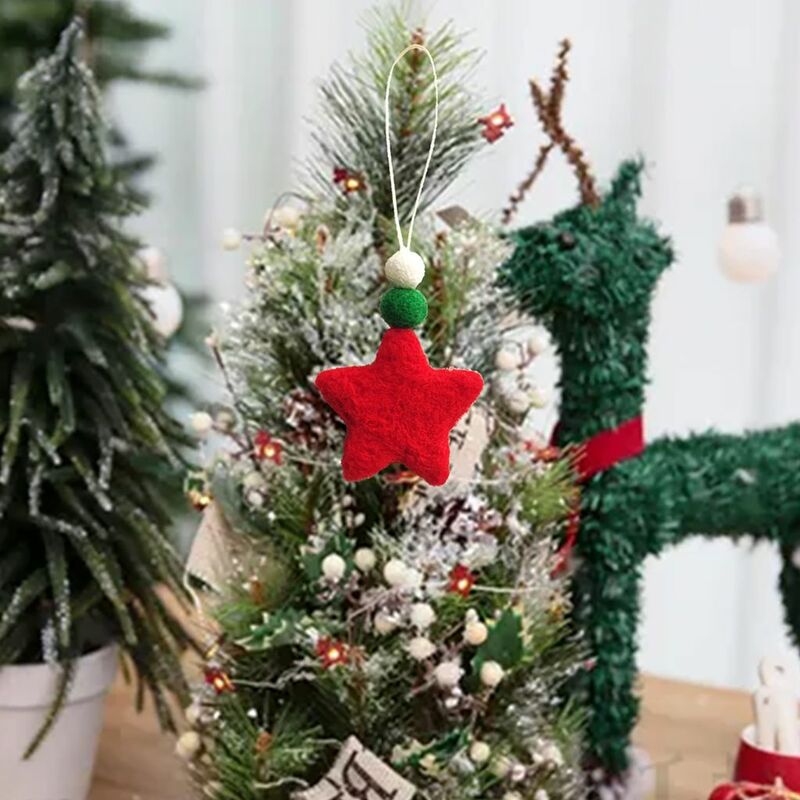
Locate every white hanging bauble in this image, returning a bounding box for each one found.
[718,188,780,282]
[384,247,425,289]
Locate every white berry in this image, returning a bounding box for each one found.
[321,553,346,582]
[529,387,549,409]
[509,763,527,783]
[495,349,520,371]
[384,247,425,289]
[190,411,213,435]
[383,559,409,587]
[480,660,505,688]
[534,790,550,800]
[464,620,488,646]
[434,660,463,688]
[270,205,302,231]
[175,730,202,760]
[540,742,564,766]
[409,603,436,630]
[505,390,530,415]
[491,756,512,778]
[527,331,548,356]
[469,741,491,763]
[407,636,436,661]
[374,612,399,635]
[221,227,242,251]
[354,548,376,572]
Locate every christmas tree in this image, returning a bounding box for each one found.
[0,19,191,751]
[182,9,586,800]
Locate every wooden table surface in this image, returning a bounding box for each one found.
[88,673,751,800]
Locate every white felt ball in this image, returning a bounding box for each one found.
[409,602,436,630]
[321,553,346,582]
[464,620,488,646]
[270,206,302,231]
[175,731,202,760]
[534,790,550,800]
[383,558,409,587]
[480,660,505,688]
[407,636,436,660]
[222,227,242,251]
[718,222,780,282]
[190,411,213,435]
[354,548,376,572]
[434,660,463,688]
[527,331,548,357]
[541,742,564,766]
[243,471,266,490]
[529,387,549,409]
[509,764,527,783]
[495,349,520,371]
[374,612,399,635]
[469,741,491,763]
[141,281,183,338]
[491,756,512,778]
[384,247,425,289]
[505,390,530,415]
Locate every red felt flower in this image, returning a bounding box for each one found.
[478,103,514,143]
[316,637,349,669]
[254,431,282,464]
[332,167,366,194]
[315,329,483,485]
[449,564,476,597]
[204,666,235,694]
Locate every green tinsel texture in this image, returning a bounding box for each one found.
[379,287,428,328]
[503,159,800,777]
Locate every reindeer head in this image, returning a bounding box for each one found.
[501,42,673,330]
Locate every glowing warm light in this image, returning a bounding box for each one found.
[448,564,476,597]
[316,637,349,669]
[254,431,283,464]
[478,103,514,143]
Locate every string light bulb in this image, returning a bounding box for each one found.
[718,187,780,282]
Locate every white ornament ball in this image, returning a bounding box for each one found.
[141,281,183,338]
[374,612,399,635]
[383,559,409,587]
[354,548,377,572]
[491,755,512,778]
[480,660,505,688]
[434,660,463,689]
[222,227,242,251]
[718,222,780,282]
[528,387,549,409]
[527,331,548,357]
[175,730,202,760]
[321,553,346,582]
[469,741,491,764]
[509,763,527,783]
[409,602,436,630]
[270,205,302,231]
[495,349,520,371]
[384,247,425,289]
[404,567,423,590]
[190,411,214,436]
[245,488,265,508]
[407,636,436,661]
[464,620,488,646]
[505,390,530,415]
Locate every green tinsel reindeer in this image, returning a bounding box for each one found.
[502,40,800,783]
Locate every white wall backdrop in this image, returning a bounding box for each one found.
[112,0,800,691]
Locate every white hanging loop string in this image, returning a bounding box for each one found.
[384,44,439,251]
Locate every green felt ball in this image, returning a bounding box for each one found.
[379,288,428,328]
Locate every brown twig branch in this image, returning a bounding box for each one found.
[502,38,600,225]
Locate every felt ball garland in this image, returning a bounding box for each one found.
[379,287,428,328]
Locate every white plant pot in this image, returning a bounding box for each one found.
[0,643,119,800]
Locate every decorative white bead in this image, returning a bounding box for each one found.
[383,558,409,587]
[527,331,548,357]
[409,602,436,630]
[495,349,520,371]
[505,390,530,415]
[222,227,242,251]
[464,620,488,646]
[269,205,302,231]
[321,553,346,582]
[480,660,505,687]
[384,247,425,288]
[175,730,202,760]
[374,611,399,635]
[354,548,376,572]
[434,660,463,688]
[529,387,549,409]
[190,411,214,435]
[469,741,491,763]
[407,636,436,660]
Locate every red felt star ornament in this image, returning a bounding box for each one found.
[315,329,483,485]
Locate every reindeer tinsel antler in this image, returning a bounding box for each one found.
[502,39,600,225]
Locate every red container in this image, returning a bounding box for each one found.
[735,725,800,791]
